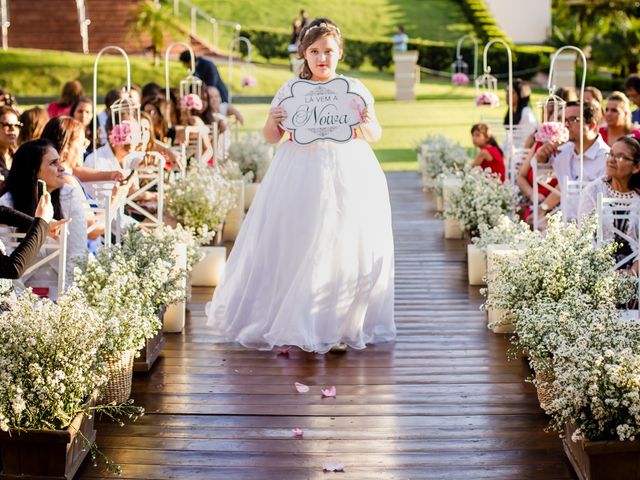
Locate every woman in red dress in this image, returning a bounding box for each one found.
[599,91,640,146]
[470,123,505,182]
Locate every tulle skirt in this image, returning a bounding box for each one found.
[206,139,395,353]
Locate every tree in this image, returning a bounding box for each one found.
[128,1,184,66]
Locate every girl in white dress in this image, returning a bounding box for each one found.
[206,18,395,353]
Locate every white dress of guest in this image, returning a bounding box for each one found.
[0,185,88,289]
[83,143,143,197]
[578,176,640,267]
[549,134,610,221]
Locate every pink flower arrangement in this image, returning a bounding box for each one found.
[534,121,570,144]
[180,93,203,111]
[109,120,139,146]
[452,72,470,86]
[475,92,500,108]
[241,75,257,88]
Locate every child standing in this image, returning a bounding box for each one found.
[206,18,395,353]
[471,123,506,182]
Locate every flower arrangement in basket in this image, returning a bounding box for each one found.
[475,91,500,108]
[534,121,570,145]
[165,164,237,232]
[150,224,215,273]
[472,215,538,253]
[227,132,273,183]
[415,134,468,182]
[180,93,203,111]
[109,120,142,147]
[452,72,470,86]
[444,167,517,235]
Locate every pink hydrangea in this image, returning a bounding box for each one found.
[535,121,570,144]
[452,72,470,86]
[180,93,203,111]
[475,92,500,108]
[109,120,134,146]
[241,76,257,88]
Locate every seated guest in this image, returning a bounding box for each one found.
[96,89,125,147]
[142,82,163,99]
[583,86,604,125]
[208,86,244,126]
[142,95,172,143]
[17,107,49,145]
[505,78,538,148]
[470,123,505,182]
[534,101,609,222]
[70,96,94,152]
[46,80,84,119]
[84,116,143,173]
[0,139,88,289]
[578,136,640,272]
[0,106,21,180]
[600,92,640,147]
[625,74,640,125]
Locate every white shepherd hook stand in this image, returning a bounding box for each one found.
[92,46,132,154]
[164,42,197,128]
[453,34,479,81]
[227,36,253,105]
[481,39,514,183]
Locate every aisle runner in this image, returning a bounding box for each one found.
[78,172,574,480]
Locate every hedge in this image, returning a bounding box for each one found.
[458,0,510,43]
[240,26,551,80]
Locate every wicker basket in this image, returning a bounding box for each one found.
[534,366,555,410]
[100,349,135,404]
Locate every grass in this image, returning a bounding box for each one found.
[189,0,474,43]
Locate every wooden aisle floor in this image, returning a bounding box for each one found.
[78,171,576,480]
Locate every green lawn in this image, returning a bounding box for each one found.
[189,0,474,42]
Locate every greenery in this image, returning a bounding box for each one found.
[128,1,184,66]
[458,0,510,43]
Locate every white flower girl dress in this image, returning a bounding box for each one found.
[206,78,395,353]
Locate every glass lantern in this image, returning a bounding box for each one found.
[474,68,499,108]
[180,73,203,99]
[451,56,468,76]
[110,91,140,127]
[538,91,567,124]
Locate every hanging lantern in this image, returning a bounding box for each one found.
[451,57,469,86]
[474,69,499,108]
[180,73,203,99]
[534,91,569,145]
[109,91,142,147]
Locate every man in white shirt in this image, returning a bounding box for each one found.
[534,101,609,221]
[392,26,408,52]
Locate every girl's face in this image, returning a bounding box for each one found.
[472,130,488,148]
[606,141,640,181]
[605,99,626,127]
[0,112,20,149]
[73,102,93,127]
[37,146,65,191]
[304,34,341,81]
[62,131,87,169]
[208,87,221,111]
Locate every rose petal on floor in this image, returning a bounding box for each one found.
[321,385,337,398]
[294,382,310,393]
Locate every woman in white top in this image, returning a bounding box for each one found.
[506,78,538,148]
[578,136,640,271]
[0,139,87,290]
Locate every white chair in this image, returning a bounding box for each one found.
[185,125,214,166]
[531,158,560,231]
[86,174,134,245]
[0,222,69,299]
[124,152,165,229]
[561,176,590,223]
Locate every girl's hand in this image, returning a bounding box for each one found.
[360,106,372,125]
[269,106,287,125]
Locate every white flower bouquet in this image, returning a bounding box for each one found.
[0,290,106,432]
[150,224,215,272]
[444,167,518,234]
[416,134,468,181]
[472,215,538,253]
[227,132,273,183]
[165,164,237,232]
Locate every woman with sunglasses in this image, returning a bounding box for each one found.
[578,136,640,272]
[0,106,22,180]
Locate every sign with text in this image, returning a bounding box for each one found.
[278,78,366,145]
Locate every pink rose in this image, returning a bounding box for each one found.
[534,121,569,144]
[109,120,134,146]
[475,92,499,108]
[452,72,470,86]
[180,93,203,111]
[241,76,257,88]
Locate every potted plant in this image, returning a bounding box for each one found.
[226,131,273,210]
[415,134,467,191]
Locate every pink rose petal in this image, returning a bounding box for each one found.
[291,427,304,438]
[294,382,310,393]
[323,462,345,472]
[321,385,337,398]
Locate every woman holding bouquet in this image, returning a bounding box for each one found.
[207,18,395,353]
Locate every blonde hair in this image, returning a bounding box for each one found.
[297,18,343,80]
[607,91,633,131]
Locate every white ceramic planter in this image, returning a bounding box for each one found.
[190,246,227,287]
[436,195,444,212]
[244,182,260,211]
[222,180,245,242]
[444,218,464,239]
[442,177,462,209]
[467,243,487,286]
[163,243,187,333]
[486,245,521,334]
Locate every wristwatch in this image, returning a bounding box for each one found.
[540,202,550,212]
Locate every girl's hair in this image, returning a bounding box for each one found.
[17,107,49,145]
[196,87,215,124]
[1,139,63,227]
[504,78,531,126]
[614,136,640,192]
[297,18,343,80]
[0,105,19,120]
[471,123,503,156]
[69,96,92,118]
[40,116,85,159]
[139,111,157,151]
[59,80,84,107]
[142,95,170,140]
[607,91,633,131]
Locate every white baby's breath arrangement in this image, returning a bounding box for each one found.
[0,290,105,432]
[74,247,159,355]
[472,215,537,252]
[227,132,273,183]
[165,164,237,232]
[151,224,215,272]
[214,157,248,183]
[416,134,468,182]
[444,167,517,234]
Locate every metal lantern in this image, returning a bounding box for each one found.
[539,92,567,124]
[451,57,468,76]
[180,73,203,99]
[474,69,499,107]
